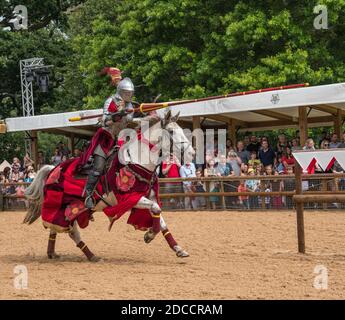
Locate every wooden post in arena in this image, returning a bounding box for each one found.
[294,161,306,254]
[0,192,4,211]
[298,106,308,146]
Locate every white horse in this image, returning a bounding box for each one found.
[24,110,195,261]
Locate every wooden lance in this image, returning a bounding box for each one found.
[69,83,309,122]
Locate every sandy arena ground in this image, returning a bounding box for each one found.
[1,210,345,299]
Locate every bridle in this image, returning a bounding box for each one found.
[161,120,192,160]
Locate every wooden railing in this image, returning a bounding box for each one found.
[1,173,345,211]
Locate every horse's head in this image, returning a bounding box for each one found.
[116,110,195,167]
[160,110,196,162]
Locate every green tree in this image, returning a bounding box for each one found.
[69,0,345,107]
[0,0,86,161]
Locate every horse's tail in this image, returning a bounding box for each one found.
[23,165,55,225]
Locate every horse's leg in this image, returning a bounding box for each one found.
[68,224,100,262]
[47,230,60,259]
[134,196,162,242]
[159,215,189,258]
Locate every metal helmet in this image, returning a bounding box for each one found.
[116,77,134,102]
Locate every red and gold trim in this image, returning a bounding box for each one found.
[162,229,177,249]
[77,241,95,261]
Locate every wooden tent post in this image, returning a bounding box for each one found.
[334,108,342,139]
[295,161,306,253]
[227,119,236,147]
[298,106,308,147]
[192,116,201,150]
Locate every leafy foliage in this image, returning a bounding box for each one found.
[1,0,345,162]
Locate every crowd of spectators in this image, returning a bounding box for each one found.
[1,132,345,211]
[159,131,345,210]
[0,141,84,208]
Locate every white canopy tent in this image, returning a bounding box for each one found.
[0,160,11,172]
[1,82,345,166]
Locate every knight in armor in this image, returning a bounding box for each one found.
[81,77,136,209]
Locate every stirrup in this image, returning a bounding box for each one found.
[85,195,96,209]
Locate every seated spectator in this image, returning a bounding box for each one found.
[243,136,250,148]
[58,141,71,158]
[205,150,215,167]
[23,153,34,169]
[256,163,264,175]
[12,157,23,172]
[227,151,241,208]
[264,165,274,176]
[338,132,345,148]
[10,164,23,183]
[0,171,9,195]
[275,155,285,174]
[216,154,233,177]
[248,151,261,172]
[236,141,250,164]
[162,153,183,209]
[320,139,330,150]
[227,151,242,176]
[204,159,219,209]
[179,160,197,210]
[51,148,63,166]
[290,138,301,151]
[272,170,283,208]
[24,165,36,183]
[303,138,316,150]
[241,163,249,175]
[73,148,82,158]
[329,133,340,148]
[226,139,235,154]
[281,146,295,170]
[264,182,272,209]
[193,168,206,209]
[3,167,11,183]
[246,135,260,154]
[15,178,28,209]
[238,180,249,210]
[276,134,287,154]
[259,140,275,167]
[246,168,260,209]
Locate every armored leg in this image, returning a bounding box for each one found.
[84,149,106,209]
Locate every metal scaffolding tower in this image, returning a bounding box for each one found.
[19,58,45,156]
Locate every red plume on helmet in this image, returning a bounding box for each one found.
[100,67,122,86]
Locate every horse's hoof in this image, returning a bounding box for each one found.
[144,231,155,244]
[47,253,60,259]
[173,245,189,258]
[89,255,102,262]
[176,250,189,258]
